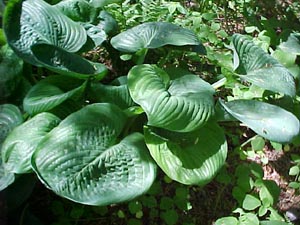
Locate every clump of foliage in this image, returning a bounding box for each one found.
[1,0,300,224]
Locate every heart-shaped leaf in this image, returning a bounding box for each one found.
[89,76,135,109]
[3,0,87,66]
[32,103,156,205]
[242,194,261,211]
[31,44,108,79]
[231,34,296,97]
[2,112,60,174]
[144,123,227,185]
[0,45,23,101]
[128,64,215,132]
[111,22,202,52]
[0,104,23,190]
[220,99,300,143]
[23,75,87,116]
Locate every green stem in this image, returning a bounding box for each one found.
[241,134,259,148]
[212,77,227,90]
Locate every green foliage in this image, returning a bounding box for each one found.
[128,64,215,132]
[1,0,300,224]
[144,123,227,185]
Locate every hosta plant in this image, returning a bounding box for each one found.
[0,0,299,208]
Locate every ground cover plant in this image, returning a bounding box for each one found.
[1,0,300,224]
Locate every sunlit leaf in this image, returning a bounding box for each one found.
[128,64,215,132]
[242,194,261,210]
[3,0,87,66]
[0,104,23,190]
[0,104,23,147]
[2,112,60,173]
[215,217,239,225]
[144,123,227,185]
[220,99,300,143]
[111,22,202,52]
[32,103,156,205]
[231,34,296,97]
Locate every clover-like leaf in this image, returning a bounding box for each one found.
[32,103,156,205]
[89,76,135,109]
[4,0,87,66]
[144,123,227,185]
[128,64,215,132]
[0,104,23,190]
[111,22,202,52]
[231,34,296,97]
[2,112,60,174]
[220,99,300,143]
[0,45,23,101]
[23,75,87,116]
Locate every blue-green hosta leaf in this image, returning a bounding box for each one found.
[0,104,23,190]
[232,34,296,97]
[32,103,156,205]
[2,112,60,174]
[84,24,107,47]
[90,76,135,109]
[111,22,202,52]
[0,45,23,100]
[0,104,23,147]
[128,64,215,132]
[0,161,15,191]
[3,0,87,66]
[144,123,227,185]
[220,100,300,143]
[54,0,99,23]
[278,33,300,55]
[31,44,108,79]
[98,10,119,36]
[23,75,87,115]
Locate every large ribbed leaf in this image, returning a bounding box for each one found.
[0,104,23,190]
[31,44,108,79]
[0,45,23,101]
[128,64,215,132]
[0,104,23,147]
[89,76,135,109]
[220,100,300,143]
[23,76,87,115]
[111,22,202,52]
[32,103,156,205]
[232,34,296,97]
[0,162,15,191]
[55,0,117,42]
[144,123,227,185]
[3,0,87,66]
[2,112,60,174]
